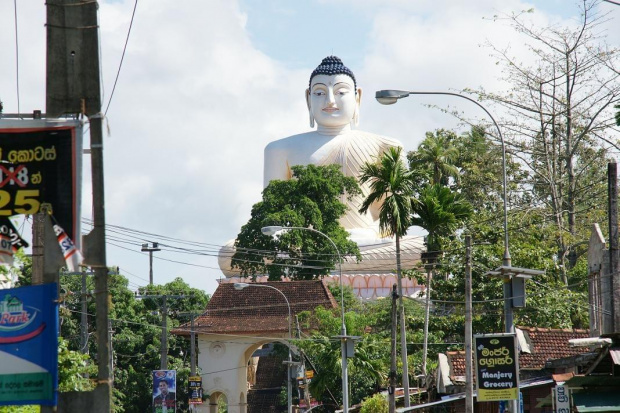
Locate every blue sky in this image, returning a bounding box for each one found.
[0,0,618,295]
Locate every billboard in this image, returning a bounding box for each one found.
[153,370,176,412]
[474,333,519,401]
[0,120,82,243]
[0,283,59,406]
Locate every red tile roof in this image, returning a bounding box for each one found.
[172,280,338,335]
[517,326,590,369]
[447,326,591,379]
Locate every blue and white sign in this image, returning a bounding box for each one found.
[0,283,59,406]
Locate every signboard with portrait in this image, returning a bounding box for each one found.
[153,370,176,412]
[0,283,59,406]
[474,333,519,401]
[0,120,82,243]
[188,376,203,405]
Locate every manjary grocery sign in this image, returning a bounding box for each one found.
[474,333,519,401]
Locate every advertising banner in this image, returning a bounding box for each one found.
[188,376,203,405]
[474,333,519,401]
[153,370,176,412]
[0,120,82,243]
[0,283,59,406]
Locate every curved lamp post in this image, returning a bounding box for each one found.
[234,282,293,413]
[376,90,541,413]
[261,225,350,413]
[375,89,510,268]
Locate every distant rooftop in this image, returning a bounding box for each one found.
[173,280,338,336]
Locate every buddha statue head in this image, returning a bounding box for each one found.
[306,56,362,130]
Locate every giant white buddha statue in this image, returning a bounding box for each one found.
[219,56,423,298]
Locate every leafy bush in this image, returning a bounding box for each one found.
[360,393,388,413]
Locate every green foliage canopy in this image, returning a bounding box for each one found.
[231,164,361,280]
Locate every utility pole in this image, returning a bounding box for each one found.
[81,269,89,354]
[190,314,196,375]
[31,209,64,413]
[389,284,397,413]
[608,162,620,331]
[161,295,168,370]
[421,253,433,381]
[396,237,410,407]
[465,236,474,413]
[141,242,161,285]
[137,294,184,370]
[46,1,111,411]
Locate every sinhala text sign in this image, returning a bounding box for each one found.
[474,333,519,401]
[0,120,82,243]
[0,284,59,406]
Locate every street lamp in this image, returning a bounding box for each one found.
[261,225,351,413]
[376,90,544,413]
[141,242,161,285]
[376,90,510,267]
[234,282,294,413]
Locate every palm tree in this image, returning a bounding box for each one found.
[410,183,472,378]
[411,184,473,253]
[409,130,460,185]
[359,146,415,408]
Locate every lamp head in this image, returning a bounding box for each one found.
[234,283,249,291]
[261,226,284,236]
[375,90,410,105]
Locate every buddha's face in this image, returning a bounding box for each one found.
[307,74,360,128]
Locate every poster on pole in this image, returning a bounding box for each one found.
[153,370,176,412]
[474,333,519,401]
[188,376,203,405]
[0,283,59,406]
[0,120,82,245]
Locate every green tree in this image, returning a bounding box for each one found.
[410,184,473,256]
[57,337,97,392]
[359,145,415,404]
[58,273,209,413]
[231,164,361,280]
[408,130,460,186]
[465,0,619,278]
[297,306,388,407]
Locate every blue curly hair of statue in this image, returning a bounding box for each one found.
[309,56,357,92]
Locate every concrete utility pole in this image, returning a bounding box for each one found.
[465,235,473,413]
[389,284,397,413]
[31,210,65,413]
[47,1,111,412]
[137,294,184,370]
[608,162,620,330]
[161,295,168,370]
[81,270,89,354]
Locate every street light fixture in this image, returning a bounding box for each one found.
[234,282,294,413]
[261,225,351,413]
[376,89,544,413]
[141,242,161,285]
[375,90,510,267]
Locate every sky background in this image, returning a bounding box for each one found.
[1,0,619,295]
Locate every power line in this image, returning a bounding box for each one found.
[104,0,139,116]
